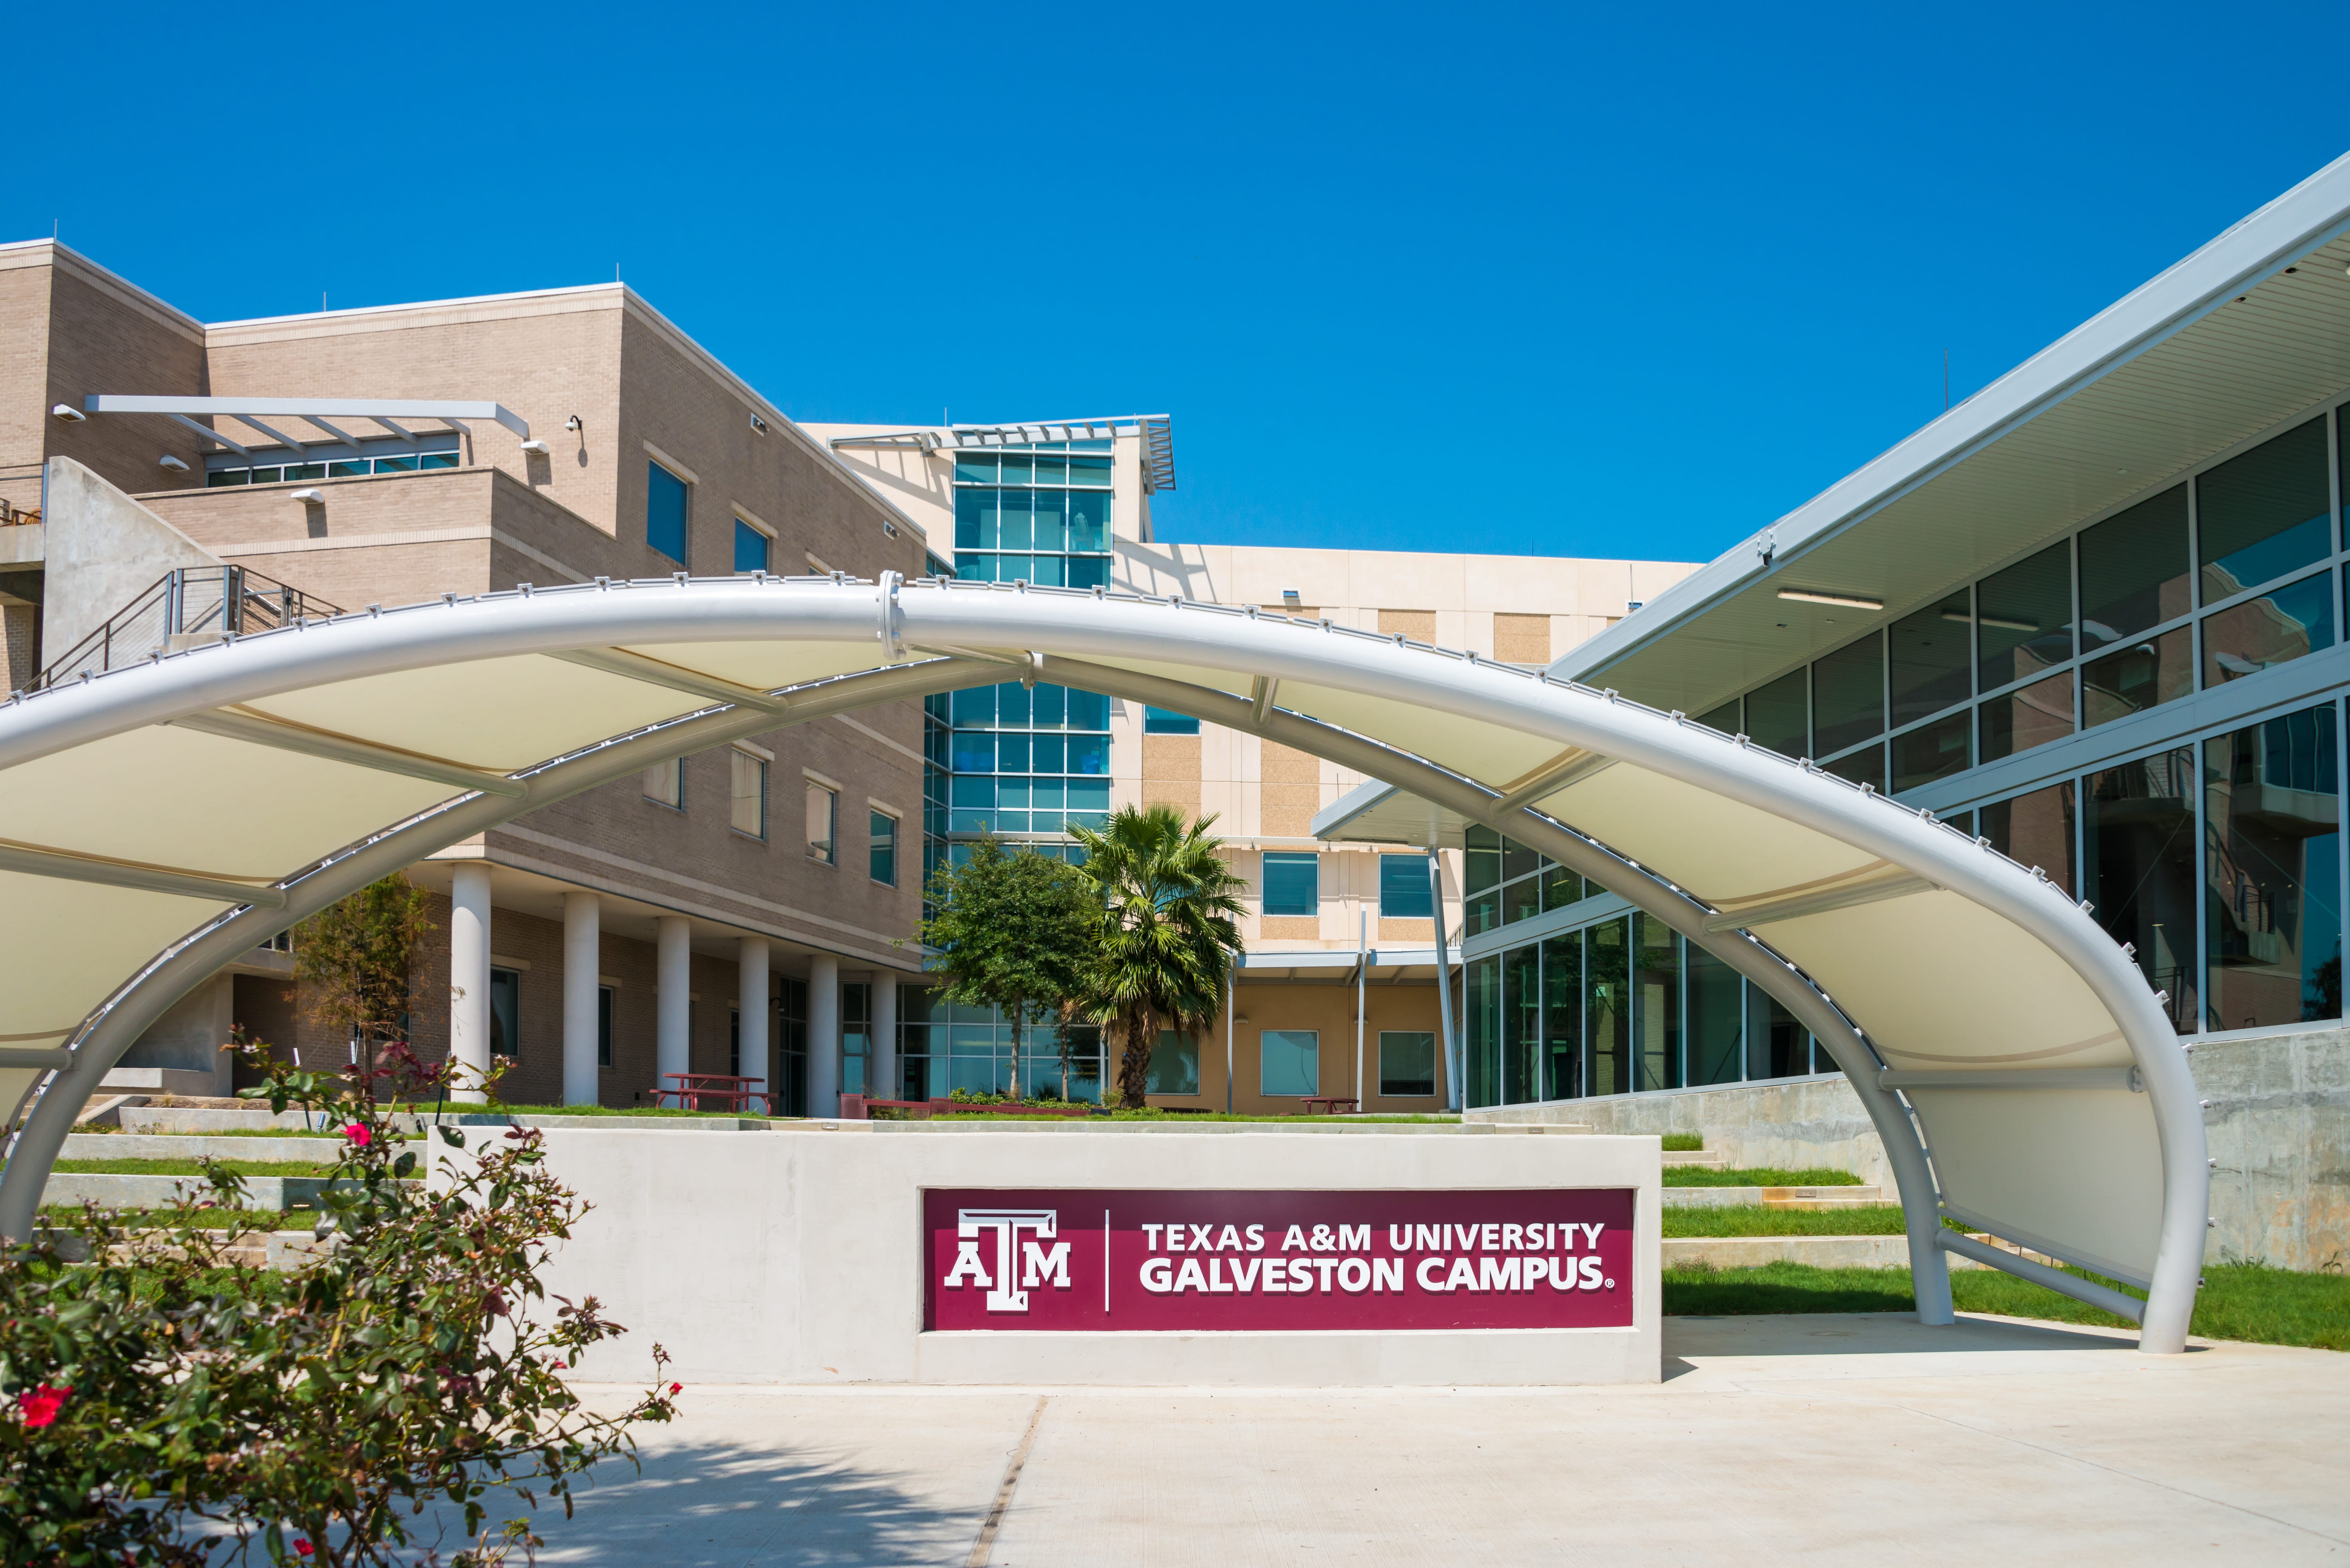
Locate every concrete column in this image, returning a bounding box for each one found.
[562,892,601,1108]
[807,953,840,1116]
[656,916,692,1096]
[869,971,897,1102]
[737,937,770,1102]
[448,864,492,1104]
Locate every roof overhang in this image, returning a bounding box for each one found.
[828,415,1176,492]
[84,395,530,453]
[1558,149,2350,716]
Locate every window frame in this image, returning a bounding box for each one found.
[642,756,685,811]
[868,807,899,887]
[1260,851,1320,918]
[1377,1030,1437,1098]
[645,458,691,566]
[805,777,838,865]
[729,746,769,841]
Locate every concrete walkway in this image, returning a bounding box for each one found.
[485,1314,2347,1566]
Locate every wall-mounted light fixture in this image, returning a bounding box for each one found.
[881,520,899,537]
[290,489,325,505]
[1775,588,1884,611]
[563,415,583,434]
[157,454,190,473]
[1281,588,1302,608]
[50,404,85,423]
[749,412,770,435]
[519,439,551,455]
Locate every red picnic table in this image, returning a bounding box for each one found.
[655,1073,773,1113]
[1299,1097,1360,1114]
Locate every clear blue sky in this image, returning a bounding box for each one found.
[14,4,2350,568]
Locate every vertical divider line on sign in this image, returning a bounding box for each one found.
[1103,1209,1111,1314]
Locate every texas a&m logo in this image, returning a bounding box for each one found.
[940,1207,1073,1313]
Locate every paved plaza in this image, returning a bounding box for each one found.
[489,1315,2350,1566]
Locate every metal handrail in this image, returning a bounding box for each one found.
[26,565,342,693]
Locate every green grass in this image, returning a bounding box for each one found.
[462,1103,770,1119]
[1663,1166,1863,1187]
[1660,1132,1704,1151]
[52,1158,341,1178]
[1663,1260,2350,1352]
[1663,1203,1908,1237]
[38,1206,305,1231]
[932,1108,1459,1124]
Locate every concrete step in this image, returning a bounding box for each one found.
[1663,1232,2061,1273]
[43,1172,410,1211]
[120,1105,769,1136]
[40,1226,336,1271]
[1661,1150,1726,1166]
[61,1133,351,1162]
[1663,1185,1886,1208]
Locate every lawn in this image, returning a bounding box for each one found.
[1663,1166,1864,1187]
[39,1206,303,1231]
[1664,1260,2350,1352]
[1660,1132,1703,1151]
[1664,1203,1908,1237]
[53,1159,342,1178]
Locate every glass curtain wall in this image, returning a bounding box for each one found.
[896,990,1104,1100]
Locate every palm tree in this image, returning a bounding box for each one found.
[1068,805,1247,1108]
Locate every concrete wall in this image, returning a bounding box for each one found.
[2196,1023,2350,1274]
[38,457,221,659]
[1471,1076,1898,1191]
[478,1123,1661,1387]
[115,972,236,1095]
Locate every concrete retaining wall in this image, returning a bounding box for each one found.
[42,1173,334,1210]
[61,1133,349,1162]
[1469,1076,1895,1189]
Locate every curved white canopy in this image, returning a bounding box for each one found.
[0,574,2207,1350]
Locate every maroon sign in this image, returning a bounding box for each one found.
[922,1188,1635,1332]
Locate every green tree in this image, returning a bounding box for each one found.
[1068,805,1246,1108]
[290,873,434,1097]
[919,839,1099,1101]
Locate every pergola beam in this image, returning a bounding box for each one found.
[547,648,791,714]
[171,709,527,799]
[1702,872,1936,932]
[0,841,286,908]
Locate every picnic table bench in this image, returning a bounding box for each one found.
[837,1095,1094,1120]
[1299,1097,1360,1114]
[654,1073,773,1113]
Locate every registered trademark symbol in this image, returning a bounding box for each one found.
[1604,1279,1615,1289]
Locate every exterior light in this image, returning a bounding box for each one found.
[51,404,85,422]
[290,489,325,505]
[563,415,583,434]
[1282,589,1302,608]
[519,439,551,454]
[1776,589,1884,611]
[158,454,190,473]
[749,412,770,435]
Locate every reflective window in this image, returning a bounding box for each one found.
[2203,704,2341,1031]
[2202,569,2335,688]
[642,757,683,810]
[2081,485,2189,647]
[1811,633,1884,755]
[1464,955,1500,1107]
[1746,668,1808,756]
[1978,670,2074,764]
[1694,699,1740,735]
[2199,417,2330,603]
[1634,914,1682,1091]
[646,460,689,565]
[2083,627,2192,729]
[1541,933,1582,1101]
[1746,988,1815,1079]
[1889,590,1972,726]
[1686,943,1743,1086]
[869,811,897,886]
[1540,862,1583,911]
[1261,852,1319,917]
[1378,854,1434,919]
[1826,745,1886,790]
[806,781,837,864]
[489,966,521,1059]
[1586,918,1632,1096]
[597,985,614,1068]
[1977,542,2072,693]
[1892,710,1970,793]
[1378,1031,1437,1097]
[1143,706,1200,735]
[1503,944,1540,1102]
[2086,749,2199,1033]
[733,520,769,574]
[1260,1028,1319,1097]
[1463,825,1502,936]
[1981,781,2075,898]
[1146,1031,1200,1096]
[730,749,767,839]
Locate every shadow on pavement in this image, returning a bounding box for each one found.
[1665,1311,2143,1359]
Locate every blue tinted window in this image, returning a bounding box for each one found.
[1068,490,1109,551]
[1144,706,1200,735]
[1067,735,1109,775]
[1262,852,1319,916]
[950,775,996,808]
[1030,735,1065,773]
[1379,854,1435,919]
[998,489,1033,551]
[996,734,1030,773]
[1066,690,1110,730]
[1031,685,1066,727]
[955,489,988,548]
[733,520,769,573]
[1032,491,1068,552]
[952,732,995,772]
[952,552,995,582]
[1068,778,1110,811]
[953,454,996,483]
[646,461,689,564]
[951,686,993,726]
[1068,455,1113,487]
[1068,556,1110,590]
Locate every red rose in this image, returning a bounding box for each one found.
[295,1542,315,1558]
[669,1382,682,1396]
[17,1384,69,1429]
[342,1123,371,1148]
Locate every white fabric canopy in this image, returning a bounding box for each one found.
[0,574,2208,1350]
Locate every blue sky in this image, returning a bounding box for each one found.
[14,4,2350,568]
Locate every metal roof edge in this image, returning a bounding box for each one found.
[1311,777,1403,840]
[1549,146,2350,687]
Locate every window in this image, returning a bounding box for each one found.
[1889,590,1971,726]
[2087,748,2199,1033]
[2204,704,2341,1031]
[2084,627,2192,728]
[1891,710,1970,793]
[646,460,690,565]
[2202,570,2335,688]
[1378,1032,1436,1097]
[948,681,1114,837]
[1379,853,1434,919]
[2080,486,2189,648]
[731,748,767,838]
[1541,931,1581,1100]
[869,809,897,885]
[733,519,770,574]
[2198,417,2330,603]
[1145,1030,1200,1095]
[1811,633,1884,755]
[1633,914,1680,1092]
[642,757,684,809]
[1981,781,2076,897]
[1143,706,1201,735]
[1686,943,1743,1086]
[1978,670,2074,764]
[730,1007,740,1077]
[489,966,521,1059]
[1745,668,1808,757]
[1747,988,1816,1079]
[1260,1029,1318,1097]
[597,985,614,1068]
[806,781,836,864]
[1261,852,1319,916]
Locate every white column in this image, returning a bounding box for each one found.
[656,916,692,1097]
[562,892,601,1108]
[737,937,770,1103]
[807,952,840,1116]
[448,864,492,1105]
[869,971,897,1102]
